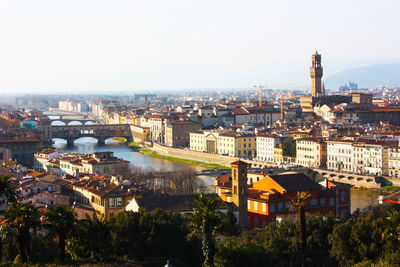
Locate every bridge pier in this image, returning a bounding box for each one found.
[98,137,106,146]
[66,138,74,147]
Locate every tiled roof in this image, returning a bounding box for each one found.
[268,173,321,192]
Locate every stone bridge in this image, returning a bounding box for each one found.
[51,124,132,146]
[311,169,389,189]
[50,115,96,125]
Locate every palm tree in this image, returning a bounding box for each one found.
[291,191,311,266]
[43,206,75,262]
[383,208,400,250]
[187,193,221,267]
[0,175,16,262]
[4,203,40,263]
[0,175,16,205]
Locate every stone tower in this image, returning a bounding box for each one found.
[231,160,249,230]
[310,51,324,97]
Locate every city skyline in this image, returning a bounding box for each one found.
[0,0,399,93]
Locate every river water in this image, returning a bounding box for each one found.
[48,113,375,213]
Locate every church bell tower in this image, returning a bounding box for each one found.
[231,160,249,230]
[310,51,323,97]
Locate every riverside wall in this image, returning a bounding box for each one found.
[151,144,238,167]
[150,144,391,189]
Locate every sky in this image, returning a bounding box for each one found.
[0,0,399,94]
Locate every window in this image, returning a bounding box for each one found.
[254,202,258,211]
[254,217,259,228]
[311,199,317,206]
[321,198,326,207]
[262,203,267,212]
[285,201,291,209]
[278,202,283,211]
[330,197,335,207]
[341,191,347,203]
[270,203,275,213]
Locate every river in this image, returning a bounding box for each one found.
[48,113,376,213]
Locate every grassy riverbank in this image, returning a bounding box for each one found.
[139,148,230,169]
[129,142,142,150]
[112,137,127,142]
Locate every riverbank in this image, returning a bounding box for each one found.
[140,148,230,169]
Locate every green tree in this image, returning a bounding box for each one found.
[329,214,386,266]
[68,216,112,262]
[291,191,311,265]
[187,193,221,267]
[305,214,337,265]
[215,234,271,267]
[217,209,237,236]
[0,174,16,262]
[255,219,299,266]
[43,206,75,262]
[282,138,296,157]
[3,203,40,263]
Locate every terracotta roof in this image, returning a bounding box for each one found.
[268,173,321,192]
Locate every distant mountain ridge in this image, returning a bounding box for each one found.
[324,63,400,88]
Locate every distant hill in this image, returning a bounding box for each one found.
[324,63,400,88]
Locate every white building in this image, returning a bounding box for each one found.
[326,140,354,172]
[256,134,282,163]
[34,150,63,172]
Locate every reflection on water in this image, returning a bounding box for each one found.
[53,137,187,171]
[53,137,215,191]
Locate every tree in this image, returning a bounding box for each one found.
[0,175,16,262]
[291,191,311,266]
[43,206,75,262]
[217,209,237,236]
[68,216,112,262]
[282,138,296,157]
[187,193,221,267]
[329,214,386,266]
[4,203,40,263]
[382,208,400,252]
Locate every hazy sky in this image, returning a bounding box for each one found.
[0,0,399,93]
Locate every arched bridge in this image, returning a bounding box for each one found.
[49,115,96,125]
[51,124,132,146]
[312,169,391,189]
[51,119,96,125]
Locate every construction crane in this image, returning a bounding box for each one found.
[252,83,292,108]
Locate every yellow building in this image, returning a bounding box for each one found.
[130,125,150,143]
[296,137,327,168]
[72,176,146,219]
[273,146,284,163]
[189,131,256,158]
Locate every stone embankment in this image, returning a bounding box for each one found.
[151,144,237,167]
[149,144,391,189]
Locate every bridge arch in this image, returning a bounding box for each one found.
[67,120,84,126]
[51,120,67,126]
[51,124,133,147]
